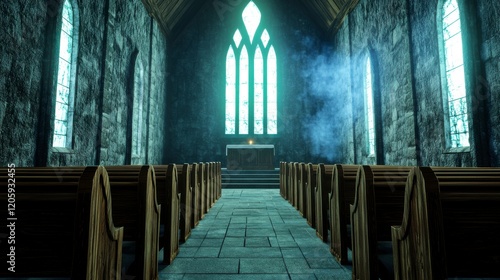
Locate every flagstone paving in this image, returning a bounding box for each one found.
[159,189,352,279]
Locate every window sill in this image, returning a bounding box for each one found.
[51,147,74,154]
[443,146,470,154]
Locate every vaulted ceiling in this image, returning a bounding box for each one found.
[141,0,360,40]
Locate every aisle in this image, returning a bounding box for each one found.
[159,189,352,279]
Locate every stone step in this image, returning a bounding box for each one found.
[221,168,280,189]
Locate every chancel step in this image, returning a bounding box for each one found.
[222,168,279,188]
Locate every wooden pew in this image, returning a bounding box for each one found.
[315,163,334,242]
[153,164,180,265]
[350,165,411,280]
[280,162,286,199]
[305,163,317,228]
[293,162,299,210]
[177,163,192,243]
[209,162,216,208]
[216,162,222,200]
[289,162,294,206]
[284,161,289,200]
[330,164,358,264]
[190,163,200,227]
[392,166,500,280]
[0,166,123,279]
[104,165,161,279]
[205,162,212,214]
[198,162,206,219]
[298,162,306,217]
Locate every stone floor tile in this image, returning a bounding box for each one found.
[239,258,287,273]
[194,246,221,258]
[283,257,311,273]
[223,236,245,247]
[281,247,304,258]
[246,228,276,237]
[226,228,246,237]
[289,274,318,280]
[306,257,341,269]
[180,274,290,280]
[159,189,351,279]
[200,238,224,247]
[176,247,198,258]
[245,237,271,247]
[219,246,283,258]
[162,258,239,274]
[182,238,204,247]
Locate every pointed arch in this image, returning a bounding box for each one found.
[132,59,145,163]
[52,0,79,148]
[364,55,376,156]
[438,0,469,148]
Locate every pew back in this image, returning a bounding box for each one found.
[153,164,180,265]
[392,167,500,279]
[350,165,411,280]
[330,164,358,264]
[0,166,123,279]
[315,163,334,242]
[177,163,192,243]
[105,165,160,279]
[305,163,318,228]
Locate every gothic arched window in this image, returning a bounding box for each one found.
[52,0,78,148]
[132,60,144,162]
[439,0,469,148]
[225,1,277,135]
[365,56,376,156]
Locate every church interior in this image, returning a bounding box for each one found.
[1,0,500,279]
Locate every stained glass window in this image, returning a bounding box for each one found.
[441,0,469,148]
[53,0,77,148]
[132,61,144,159]
[225,1,277,135]
[365,57,375,156]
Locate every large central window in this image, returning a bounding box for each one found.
[225,1,277,135]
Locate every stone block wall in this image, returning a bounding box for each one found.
[0,0,167,167]
[333,0,500,167]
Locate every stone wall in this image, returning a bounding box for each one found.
[332,0,499,167]
[0,0,167,167]
[2,0,499,168]
[478,1,500,166]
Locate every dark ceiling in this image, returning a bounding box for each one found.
[140,0,360,40]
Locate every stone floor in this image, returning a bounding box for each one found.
[158,189,352,280]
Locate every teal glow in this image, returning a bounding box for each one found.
[233,29,242,48]
[267,46,277,134]
[442,0,469,147]
[365,57,375,156]
[242,1,261,43]
[225,46,236,134]
[225,1,277,135]
[239,46,249,134]
[254,46,264,134]
[53,0,74,148]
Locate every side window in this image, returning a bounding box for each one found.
[438,0,470,148]
[53,0,78,148]
[364,56,376,156]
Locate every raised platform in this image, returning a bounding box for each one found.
[221,168,280,188]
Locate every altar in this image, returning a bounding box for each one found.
[226,144,275,170]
